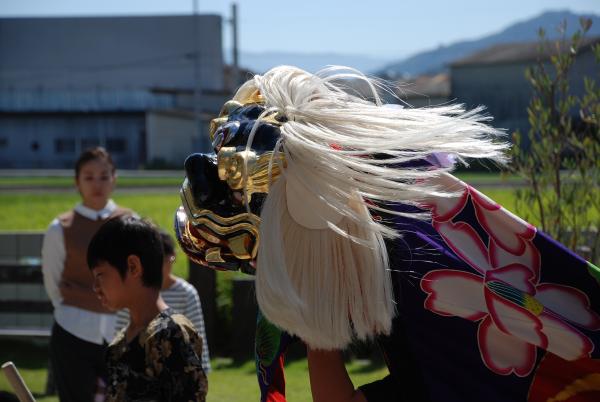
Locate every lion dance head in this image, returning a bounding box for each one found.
[176,66,506,349]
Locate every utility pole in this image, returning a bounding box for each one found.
[230,3,239,91]
[192,0,203,144]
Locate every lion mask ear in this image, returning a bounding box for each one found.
[285,168,344,230]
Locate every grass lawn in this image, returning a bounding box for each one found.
[0,339,388,402]
[454,171,523,185]
[0,182,520,401]
[0,171,518,189]
[0,191,190,278]
[0,186,525,279]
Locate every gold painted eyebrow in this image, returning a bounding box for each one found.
[216,148,286,196]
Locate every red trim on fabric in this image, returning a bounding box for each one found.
[433,220,491,275]
[265,353,287,402]
[528,353,600,402]
[477,316,536,377]
[421,269,487,320]
[484,285,548,349]
[488,237,541,284]
[485,264,537,294]
[425,188,469,222]
[536,283,600,330]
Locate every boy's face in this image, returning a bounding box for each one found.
[76,159,115,210]
[92,261,128,311]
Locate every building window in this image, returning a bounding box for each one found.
[54,139,75,154]
[106,138,127,153]
[81,138,100,150]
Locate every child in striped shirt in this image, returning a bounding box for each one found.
[114,230,211,373]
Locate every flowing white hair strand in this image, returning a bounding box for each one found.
[239,65,507,349]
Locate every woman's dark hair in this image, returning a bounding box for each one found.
[75,146,115,178]
[159,230,176,257]
[87,215,163,289]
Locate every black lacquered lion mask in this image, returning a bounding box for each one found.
[176,89,284,275]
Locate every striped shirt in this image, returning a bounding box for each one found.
[114,277,211,373]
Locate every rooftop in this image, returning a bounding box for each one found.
[395,74,450,99]
[451,36,600,67]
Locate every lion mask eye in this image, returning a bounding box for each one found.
[212,121,241,152]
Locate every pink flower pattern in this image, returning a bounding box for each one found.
[420,174,600,377]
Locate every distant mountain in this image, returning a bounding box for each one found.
[226,51,391,75]
[377,10,600,78]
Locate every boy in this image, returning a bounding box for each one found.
[114,230,211,374]
[87,216,207,402]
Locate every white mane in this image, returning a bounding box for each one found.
[239,65,506,349]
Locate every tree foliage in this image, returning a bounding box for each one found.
[511,18,600,263]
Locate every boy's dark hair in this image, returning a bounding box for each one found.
[75,146,115,178]
[159,230,176,257]
[87,215,163,289]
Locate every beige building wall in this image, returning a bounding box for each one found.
[146,110,212,168]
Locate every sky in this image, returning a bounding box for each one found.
[1,0,598,60]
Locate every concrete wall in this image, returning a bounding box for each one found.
[146,110,214,168]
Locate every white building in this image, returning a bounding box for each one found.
[0,15,227,168]
[450,37,600,135]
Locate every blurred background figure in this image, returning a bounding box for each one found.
[41,147,135,402]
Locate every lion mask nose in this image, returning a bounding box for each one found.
[184,153,229,210]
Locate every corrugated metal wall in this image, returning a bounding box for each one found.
[0,113,145,169]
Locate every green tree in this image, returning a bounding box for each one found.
[511,18,600,263]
